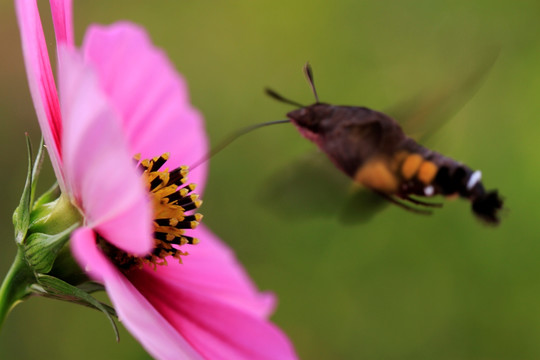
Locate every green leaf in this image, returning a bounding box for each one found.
[34,275,119,341]
[13,135,34,245]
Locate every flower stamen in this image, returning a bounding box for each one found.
[101,153,203,271]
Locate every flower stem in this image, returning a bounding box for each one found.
[0,249,35,330]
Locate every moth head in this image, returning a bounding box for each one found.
[286,103,332,133]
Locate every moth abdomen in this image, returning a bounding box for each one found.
[393,145,503,224]
[470,188,503,224]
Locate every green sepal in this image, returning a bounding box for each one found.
[76,281,106,294]
[13,136,45,245]
[32,182,60,211]
[13,136,33,244]
[30,137,45,207]
[24,223,79,274]
[28,194,82,236]
[33,274,119,341]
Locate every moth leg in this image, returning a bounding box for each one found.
[401,195,443,208]
[375,192,433,215]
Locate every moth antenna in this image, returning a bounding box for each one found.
[265,88,305,108]
[303,62,320,103]
[190,119,291,170]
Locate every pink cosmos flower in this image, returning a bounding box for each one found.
[15,0,297,359]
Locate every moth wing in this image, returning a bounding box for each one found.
[257,152,389,224]
[338,186,390,224]
[386,52,498,143]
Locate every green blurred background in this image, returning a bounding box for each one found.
[1,0,539,359]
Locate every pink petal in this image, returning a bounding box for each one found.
[58,47,152,255]
[71,228,202,360]
[15,0,65,190]
[49,0,74,48]
[128,225,297,360]
[82,23,208,192]
[141,225,276,318]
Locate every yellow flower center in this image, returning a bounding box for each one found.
[101,153,202,271]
